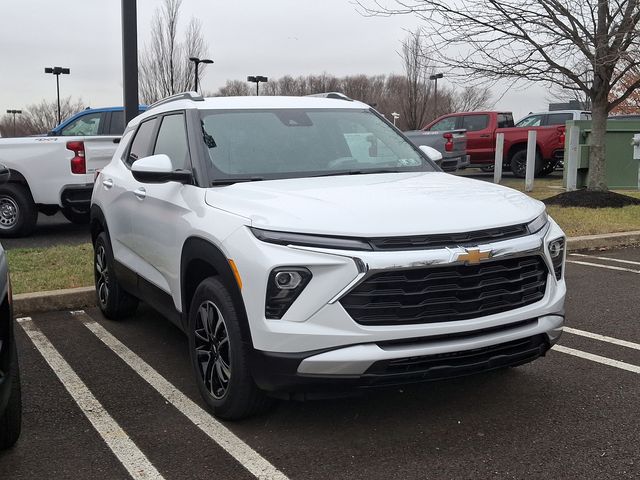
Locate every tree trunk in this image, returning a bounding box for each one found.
[587,97,608,191]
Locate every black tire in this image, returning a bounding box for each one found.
[480,165,495,173]
[510,149,543,178]
[188,276,272,420]
[94,232,138,319]
[0,184,37,238]
[0,342,22,450]
[61,207,90,225]
[538,162,556,177]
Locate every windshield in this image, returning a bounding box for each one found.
[199,108,434,183]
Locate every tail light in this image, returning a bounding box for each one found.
[66,140,86,174]
[558,127,566,145]
[443,133,454,152]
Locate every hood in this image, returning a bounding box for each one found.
[205,172,544,237]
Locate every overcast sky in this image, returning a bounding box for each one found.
[0,0,550,121]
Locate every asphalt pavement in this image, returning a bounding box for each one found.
[1,212,90,250]
[1,247,639,479]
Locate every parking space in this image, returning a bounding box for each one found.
[1,247,639,479]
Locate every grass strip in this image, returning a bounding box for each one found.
[7,243,94,295]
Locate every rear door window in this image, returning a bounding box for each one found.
[497,113,514,128]
[461,114,489,131]
[546,113,573,126]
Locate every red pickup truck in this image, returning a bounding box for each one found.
[421,111,565,177]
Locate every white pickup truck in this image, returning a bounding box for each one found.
[0,107,141,237]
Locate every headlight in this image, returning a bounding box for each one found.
[251,227,372,251]
[548,237,565,280]
[527,212,549,234]
[265,267,312,319]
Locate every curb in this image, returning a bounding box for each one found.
[12,231,640,315]
[14,286,95,317]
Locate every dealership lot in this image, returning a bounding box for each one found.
[1,247,639,480]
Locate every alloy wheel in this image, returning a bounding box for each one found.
[95,245,110,307]
[194,300,231,399]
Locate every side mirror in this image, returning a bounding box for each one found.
[131,154,192,184]
[0,164,10,185]
[419,145,444,166]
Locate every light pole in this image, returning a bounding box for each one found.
[44,67,70,125]
[189,57,214,93]
[391,112,400,126]
[429,73,444,117]
[247,75,268,96]
[6,110,22,137]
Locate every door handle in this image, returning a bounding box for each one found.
[133,187,146,200]
[102,178,114,189]
[479,134,491,138]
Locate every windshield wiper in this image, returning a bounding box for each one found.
[310,169,402,178]
[210,177,264,186]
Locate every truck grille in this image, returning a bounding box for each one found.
[368,224,528,251]
[340,256,548,326]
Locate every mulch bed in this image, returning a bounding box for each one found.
[543,189,640,208]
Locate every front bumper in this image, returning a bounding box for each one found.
[223,218,567,392]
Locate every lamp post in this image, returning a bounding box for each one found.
[247,75,268,96]
[6,110,22,137]
[429,73,444,117]
[189,57,214,93]
[391,112,400,126]
[44,67,70,125]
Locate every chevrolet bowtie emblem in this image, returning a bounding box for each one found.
[457,248,492,265]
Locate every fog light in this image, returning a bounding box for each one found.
[266,267,312,319]
[548,238,565,280]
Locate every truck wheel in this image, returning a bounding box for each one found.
[188,276,273,420]
[0,184,37,238]
[480,165,494,173]
[0,342,22,450]
[94,232,138,319]
[510,150,542,178]
[62,207,90,225]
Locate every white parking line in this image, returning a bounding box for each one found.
[72,311,289,480]
[552,345,640,374]
[17,317,164,480]
[564,327,640,352]
[566,260,640,274]
[570,253,640,267]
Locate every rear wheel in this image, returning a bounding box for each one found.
[0,342,22,450]
[0,184,37,238]
[62,207,90,225]
[94,232,138,319]
[510,150,542,178]
[188,277,272,420]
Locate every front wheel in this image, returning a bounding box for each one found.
[188,277,272,420]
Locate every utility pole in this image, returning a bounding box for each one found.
[429,73,444,118]
[247,76,268,96]
[6,110,22,137]
[189,57,214,92]
[121,0,139,125]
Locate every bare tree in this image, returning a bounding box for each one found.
[0,97,86,136]
[214,80,252,97]
[451,86,493,112]
[358,1,640,191]
[400,30,433,130]
[139,0,210,103]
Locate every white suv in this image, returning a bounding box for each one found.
[91,92,566,419]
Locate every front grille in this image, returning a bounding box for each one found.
[340,256,548,326]
[369,224,528,251]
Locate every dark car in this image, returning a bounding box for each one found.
[0,165,21,449]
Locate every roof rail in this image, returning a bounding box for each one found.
[306,92,353,101]
[149,91,204,109]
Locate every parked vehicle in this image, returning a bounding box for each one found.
[0,106,145,237]
[0,164,21,449]
[422,111,566,177]
[403,128,468,172]
[516,110,591,127]
[91,92,567,419]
